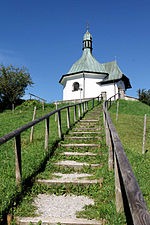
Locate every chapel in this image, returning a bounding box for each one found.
[59,28,131,101]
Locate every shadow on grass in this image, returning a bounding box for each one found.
[1,139,60,224]
[1,105,98,224]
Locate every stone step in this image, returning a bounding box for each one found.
[61,152,97,156]
[38,179,98,185]
[85,114,100,117]
[60,143,101,148]
[69,131,102,135]
[78,122,99,125]
[37,172,98,185]
[64,136,101,140]
[73,128,101,131]
[76,125,100,128]
[80,119,99,122]
[54,160,101,169]
[16,216,102,224]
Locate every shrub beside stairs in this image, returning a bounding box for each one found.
[16,105,107,225]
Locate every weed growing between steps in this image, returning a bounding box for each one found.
[11,107,126,224]
[0,101,93,221]
[12,157,126,224]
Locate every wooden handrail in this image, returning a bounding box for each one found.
[29,93,46,102]
[103,102,150,224]
[104,93,120,109]
[0,94,102,186]
[0,103,84,145]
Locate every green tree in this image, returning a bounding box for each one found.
[0,64,33,110]
[137,88,150,105]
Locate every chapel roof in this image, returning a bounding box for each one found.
[67,50,107,74]
[102,61,123,81]
[59,30,131,90]
[100,61,132,89]
[67,30,107,74]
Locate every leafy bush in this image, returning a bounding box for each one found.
[15,100,55,111]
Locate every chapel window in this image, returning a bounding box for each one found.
[73,82,79,91]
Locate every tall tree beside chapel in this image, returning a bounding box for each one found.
[0,64,33,111]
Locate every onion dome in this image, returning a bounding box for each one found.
[67,30,106,74]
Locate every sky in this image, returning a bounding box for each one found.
[0,0,150,102]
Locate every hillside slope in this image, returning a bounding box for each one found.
[109,100,150,211]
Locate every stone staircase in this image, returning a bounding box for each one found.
[16,106,106,225]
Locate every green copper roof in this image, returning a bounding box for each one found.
[83,31,92,41]
[59,30,131,89]
[102,61,123,81]
[67,31,107,74]
[101,61,132,89]
[67,49,107,74]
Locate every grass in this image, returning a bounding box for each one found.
[11,105,126,225]
[109,100,150,211]
[0,99,96,221]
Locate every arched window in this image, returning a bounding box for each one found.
[73,82,79,91]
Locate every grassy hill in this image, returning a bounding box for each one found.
[109,100,150,211]
[0,99,98,221]
[1,99,150,223]
[0,100,77,219]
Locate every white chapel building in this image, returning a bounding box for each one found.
[59,29,131,101]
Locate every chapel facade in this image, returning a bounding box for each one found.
[59,29,131,101]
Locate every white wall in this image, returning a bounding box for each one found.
[63,75,83,100]
[84,76,103,98]
[100,83,116,99]
[62,73,126,100]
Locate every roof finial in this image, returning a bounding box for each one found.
[87,22,89,32]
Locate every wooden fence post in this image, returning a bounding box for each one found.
[30,106,36,142]
[83,102,85,112]
[106,101,108,110]
[84,102,86,111]
[108,130,114,171]
[104,107,113,170]
[78,104,81,118]
[15,134,22,184]
[82,103,84,114]
[142,114,147,154]
[103,109,106,130]
[45,117,49,151]
[55,103,58,122]
[74,105,77,122]
[93,98,94,108]
[42,101,44,111]
[67,107,70,128]
[114,153,124,213]
[12,103,15,113]
[105,120,109,146]
[58,110,62,138]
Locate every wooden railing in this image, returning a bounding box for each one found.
[105,93,120,110]
[0,95,102,186]
[103,100,150,224]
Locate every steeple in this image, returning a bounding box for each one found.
[65,26,107,75]
[83,23,92,53]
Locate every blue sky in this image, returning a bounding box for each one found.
[0,0,150,102]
